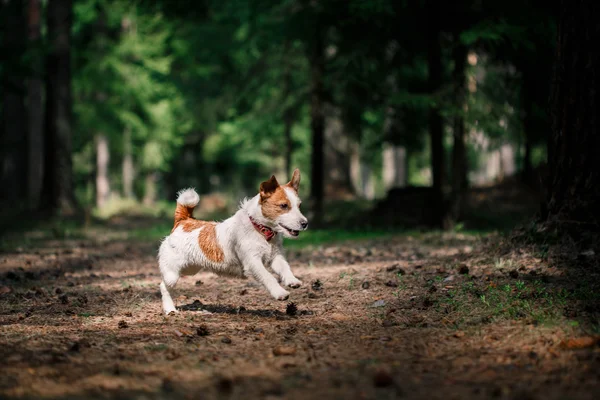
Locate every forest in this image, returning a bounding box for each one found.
[1,0,599,399]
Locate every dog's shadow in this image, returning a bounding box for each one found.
[178,299,313,318]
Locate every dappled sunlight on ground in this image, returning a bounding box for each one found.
[1,220,599,399]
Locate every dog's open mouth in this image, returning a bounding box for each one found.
[280,224,300,237]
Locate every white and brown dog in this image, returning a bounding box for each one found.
[158,169,308,314]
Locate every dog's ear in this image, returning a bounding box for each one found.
[287,168,301,192]
[260,175,279,200]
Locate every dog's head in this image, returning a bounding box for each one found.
[259,169,308,238]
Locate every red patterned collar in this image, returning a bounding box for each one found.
[249,217,275,241]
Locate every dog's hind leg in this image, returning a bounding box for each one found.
[160,275,179,315]
[158,240,182,315]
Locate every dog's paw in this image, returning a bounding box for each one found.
[164,309,178,316]
[284,278,302,288]
[272,288,290,301]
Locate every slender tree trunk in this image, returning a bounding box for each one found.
[122,128,135,199]
[0,0,27,206]
[447,38,468,228]
[309,20,325,223]
[95,134,110,208]
[41,0,77,215]
[143,172,158,206]
[545,0,600,232]
[27,0,44,208]
[427,4,445,228]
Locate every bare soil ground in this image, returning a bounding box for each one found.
[1,220,599,400]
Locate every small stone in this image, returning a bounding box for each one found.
[239,289,248,295]
[196,325,210,336]
[162,378,174,393]
[443,275,455,282]
[386,264,399,272]
[221,337,232,344]
[371,300,386,308]
[454,331,465,338]
[385,280,398,288]
[373,370,394,387]
[118,320,128,329]
[361,281,370,289]
[307,292,318,299]
[382,319,396,327]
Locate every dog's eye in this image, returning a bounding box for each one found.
[279,204,288,209]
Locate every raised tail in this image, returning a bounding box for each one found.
[174,188,200,226]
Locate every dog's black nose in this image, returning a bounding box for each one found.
[301,220,308,229]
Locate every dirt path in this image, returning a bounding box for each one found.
[1,229,599,399]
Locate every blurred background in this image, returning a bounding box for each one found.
[0,0,555,233]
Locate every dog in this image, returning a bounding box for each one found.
[158,169,308,314]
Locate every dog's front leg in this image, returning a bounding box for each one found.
[244,259,290,300]
[271,255,302,288]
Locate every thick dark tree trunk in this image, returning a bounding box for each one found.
[41,0,77,215]
[427,5,445,228]
[545,0,600,232]
[309,20,325,223]
[447,38,468,227]
[27,0,44,208]
[0,0,28,206]
[283,42,295,178]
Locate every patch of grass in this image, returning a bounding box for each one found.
[425,277,599,329]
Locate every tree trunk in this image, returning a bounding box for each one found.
[282,41,295,178]
[545,0,600,231]
[521,76,534,185]
[309,20,325,223]
[0,0,27,206]
[41,0,77,215]
[122,128,135,199]
[143,172,158,206]
[447,38,468,228]
[27,0,44,208]
[383,144,407,190]
[95,134,110,208]
[427,3,445,228]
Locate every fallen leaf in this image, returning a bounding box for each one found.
[273,346,296,356]
[453,331,465,338]
[330,313,350,321]
[560,336,600,349]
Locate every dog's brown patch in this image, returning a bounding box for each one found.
[174,204,194,225]
[172,218,207,233]
[198,223,224,263]
[261,186,291,220]
[172,218,224,263]
[259,175,291,220]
